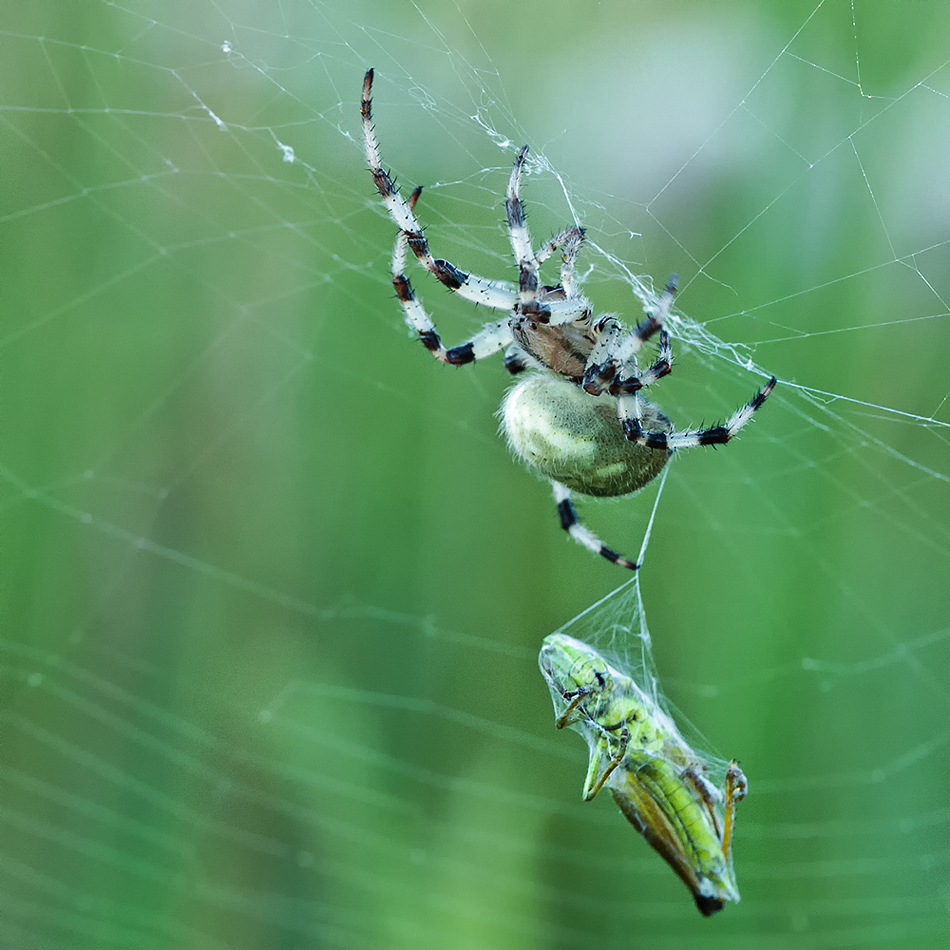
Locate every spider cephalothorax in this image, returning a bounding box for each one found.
[361,69,775,569]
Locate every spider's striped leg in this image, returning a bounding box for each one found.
[608,332,674,440]
[544,295,595,326]
[609,330,673,396]
[392,222,511,365]
[536,226,586,297]
[503,344,532,375]
[553,481,638,571]
[535,226,585,265]
[582,276,678,394]
[557,227,586,297]
[526,222,593,329]
[622,377,776,448]
[507,145,547,320]
[580,314,624,393]
[361,69,518,311]
[617,391,646,443]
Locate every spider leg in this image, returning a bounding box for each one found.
[622,377,776,448]
[583,314,623,386]
[557,227,586,299]
[362,69,519,311]
[392,221,511,365]
[553,481,638,570]
[583,276,677,393]
[508,163,595,328]
[536,226,586,297]
[507,156,593,326]
[507,146,548,321]
[608,332,674,435]
[544,295,596,326]
[536,226,584,264]
[503,343,533,375]
[584,320,671,402]
[610,330,673,396]
[631,274,678,347]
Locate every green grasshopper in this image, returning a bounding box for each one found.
[539,633,746,916]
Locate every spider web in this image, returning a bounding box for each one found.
[2,1,950,947]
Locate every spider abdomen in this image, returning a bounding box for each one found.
[501,374,672,498]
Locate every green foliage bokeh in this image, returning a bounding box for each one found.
[2,1,949,948]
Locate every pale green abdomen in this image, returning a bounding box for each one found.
[501,374,672,498]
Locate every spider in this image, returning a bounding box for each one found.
[361,69,775,570]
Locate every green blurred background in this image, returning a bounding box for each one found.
[2,1,949,947]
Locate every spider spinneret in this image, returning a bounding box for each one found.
[361,68,775,570]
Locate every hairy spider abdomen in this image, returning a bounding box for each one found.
[502,374,672,498]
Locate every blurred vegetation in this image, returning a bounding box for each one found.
[2,1,949,948]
